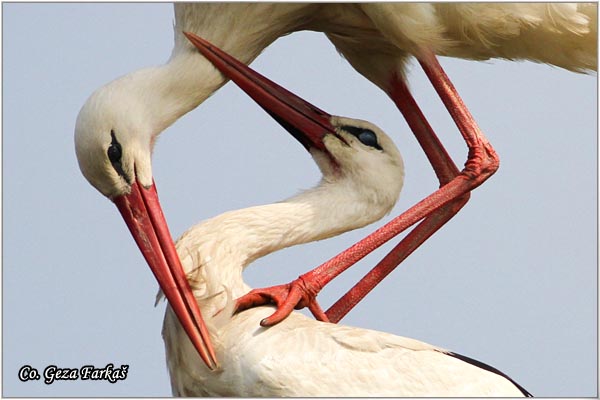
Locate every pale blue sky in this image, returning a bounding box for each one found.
[3,3,597,397]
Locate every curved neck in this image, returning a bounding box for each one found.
[140,54,228,135]
[176,178,392,299]
[238,183,385,265]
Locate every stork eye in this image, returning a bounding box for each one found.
[357,129,379,148]
[107,143,122,164]
[341,125,382,150]
[107,130,122,164]
[107,130,130,182]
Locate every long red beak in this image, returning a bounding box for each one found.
[184,31,342,154]
[113,181,217,370]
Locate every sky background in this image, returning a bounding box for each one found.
[2,3,597,397]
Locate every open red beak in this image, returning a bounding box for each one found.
[113,181,217,370]
[183,31,342,154]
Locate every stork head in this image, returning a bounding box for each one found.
[74,76,218,370]
[313,116,403,209]
[75,80,155,198]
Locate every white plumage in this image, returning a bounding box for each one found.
[322,3,596,89]
[165,307,529,396]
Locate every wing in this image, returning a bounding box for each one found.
[213,309,530,397]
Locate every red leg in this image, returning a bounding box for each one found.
[325,194,468,323]
[236,50,499,326]
[391,71,459,186]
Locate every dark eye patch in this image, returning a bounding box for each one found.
[341,125,383,151]
[107,131,122,164]
[107,130,130,182]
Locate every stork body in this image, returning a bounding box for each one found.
[163,118,527,397]
[165,251,528,396]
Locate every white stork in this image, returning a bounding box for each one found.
[162,37,531,397]
[74,3,597,368]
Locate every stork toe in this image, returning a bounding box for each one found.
[234,277,329,326]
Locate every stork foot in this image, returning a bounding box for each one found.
[235,276,330,326]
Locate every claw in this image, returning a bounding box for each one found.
[308,301,330,323]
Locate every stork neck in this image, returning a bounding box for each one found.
[141,54,228,135]
[137,3,322,136]
[241,182,384,265]
[177,178,392,300]
[138,49,257,136]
